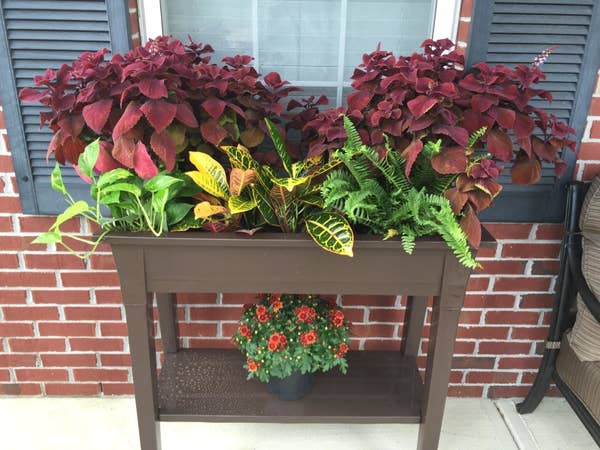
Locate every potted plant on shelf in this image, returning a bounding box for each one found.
[233,294,350,401]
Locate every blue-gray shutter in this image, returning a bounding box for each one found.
[467,0,600,222]
[0,0,130,214]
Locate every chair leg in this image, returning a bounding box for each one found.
[516,348,558,414]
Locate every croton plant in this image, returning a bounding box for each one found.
[23,36,575,267]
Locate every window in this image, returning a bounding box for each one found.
[140,0,461,107]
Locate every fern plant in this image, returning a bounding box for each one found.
[321,117,480,269]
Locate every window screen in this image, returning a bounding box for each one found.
[161,0,435,106]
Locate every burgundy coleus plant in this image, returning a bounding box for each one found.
[19,36,298,179]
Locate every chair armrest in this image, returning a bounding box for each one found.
[567,236,600,323]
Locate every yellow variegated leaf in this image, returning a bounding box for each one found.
[186,170,228,200]
[271,175,310,192]
[230,168,257,196]
[264,118,293,176]
[305,212,354,257]
[300,193,324,208]
[193,201,228,219]
[189,151,229,196]
[220,144,256,170]
[252,185,278,226]
[306,159,342,179]
[270,184,291,211]
[228,195,257,214]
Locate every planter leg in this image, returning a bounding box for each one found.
[115,249,161,450]
[402,296,428,357]
[417,256,469,450]
[156,293,178,354]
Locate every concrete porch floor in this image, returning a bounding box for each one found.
[0,397,596,450]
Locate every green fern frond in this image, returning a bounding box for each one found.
[466,126,487,150]
[342,115,363,151]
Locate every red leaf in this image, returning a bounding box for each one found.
[554,159,567,177]
[138,78,168,99]
[133,141,159,179]
[264,72,287,89]
[470,95,497,113]
[468,190,493,212]
[82,99,113,134]
[433,125,469,147]
[514,113,535,140]
[511,151,541,185]
[346,91,373,112]
[112,136,136,168]
[444,187,469,215]
[201,97,227,120]
[150,130,176,171]
[58,114,85,139]
[460,206,481,248]
[47,130,65,162]
[19,87,44,102]
[400,139,424,178]
[113,102,143,139]
[140,99,177,133]
[488,107,515,129]
[200,119,228,146]
[95,141,123,174]
[61,137,86,165]
[486,129,513,161]
[175,102,199,128]
[407,95,438,119]
[431,146,468,174]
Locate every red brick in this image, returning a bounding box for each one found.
[19,216,80,233]
[485,311,540,325]
[221,293,258,305]
[452,356,496,369]
[0,369,10,382]
[178,323,219,337]
[475,246,496,258]
[465,371,518,384]
[476,260,526,275]
[0,216,13,232]
[341,295,397,307]
[578,142,600,160]
[456,326,509,340]
[478,341,531,355]
[99,322,128,337]
[535,224,563,241]
[342,307,366,323]
[457,20,469,42]
[0,271,56,287]
[589,96,600,116]
[0,253,18,268]
[100,353,131,367]
[101,382,134,395]
[0,322,34,336]
[530,260,560,275]
[466,277,490,291]
[38,322,96,337]
[0,236,45,252]
[3,306,59,320]
[498,356,542,370]
[493,277,552,292]
[9,338,66,352]
[459,310,482,324]
[368,308,404,323]
[189,306,243,321]
[460,0,473,17]
[483,224,532,240]
[0,354,37,367]
[511,326,549,340]
[363,339,401,351]
[220,322,239,337]
[73,368,129,382]
[351,324,396,338]
[24,253,85,270]
[69,338,123,352]
[582,163,600,181]
[0,196,20,213]
[15,368,69,382]
[95,289,122,304]
[422,340,475,355]
[64,306,122,321]
[0,383,42,395]
[448,385,483,397]
[45,383,100,395]
[463,294,515,308]
[60,271,120,288]
[41,353,97,367]
[0,290,26,304]
[89,254,116,270]
[487,385,531,398]
[501,243,560,259]
[32,289,90,304]
[519,294,554,309]
[590,120,600,139]
[0,155,15,172]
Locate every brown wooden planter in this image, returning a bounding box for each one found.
[107,231,494,450]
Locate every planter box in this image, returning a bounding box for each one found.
[107,231,494,450]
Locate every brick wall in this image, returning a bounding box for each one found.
[1,0,600,398]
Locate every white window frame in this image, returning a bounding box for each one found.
[138,0,461,106]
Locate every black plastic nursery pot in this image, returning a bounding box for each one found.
[106,230,494,450]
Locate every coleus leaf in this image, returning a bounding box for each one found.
[240,127,265,148]
[133,141,159,179]
[112,101,143,139]
[138,78,168,99]
[486,129,513,161]
[150,130,176,171]
[431,146,467,174]
[200,119,228,146]
[346,91,373,112]
[175,102,199,128]
[444,187,469,215]
[488,107,515,129]
[18,87,44,102]
[511,151,541,185]
[201,97,227,120]
[82,99,113,134]
[112,136,136,168]
[58,114,85,139]
[407,95,438,119]
[460,205,481,248]
[140,99,177,133]
[400,138,424,178]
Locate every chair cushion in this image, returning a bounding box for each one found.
[568,297,600,361]
[580,174,600,234]
[556,334,600,425]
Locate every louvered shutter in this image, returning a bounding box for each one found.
[467,0,600,222]
[0,0,130,214]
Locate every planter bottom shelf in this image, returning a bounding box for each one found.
[158,349,423,423]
